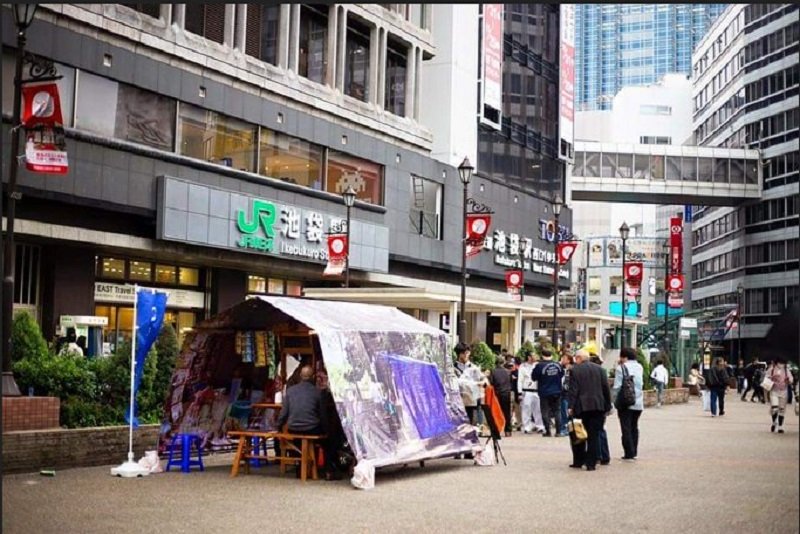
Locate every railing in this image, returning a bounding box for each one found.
[409,209,440,239]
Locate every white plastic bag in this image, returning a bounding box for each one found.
[137,450,163,474]
[702,390,710,412]
[350,460,375,490]
[474,443,496,466]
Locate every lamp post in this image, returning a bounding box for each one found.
[737,283,744,360]
[342,185,357,288]
[3,4,38,397]
[457,157,474,344]
[619,222,630,350]
[551,196,563,350]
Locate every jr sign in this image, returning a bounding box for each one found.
[236,199,277,252]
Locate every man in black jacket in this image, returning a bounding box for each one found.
[567,349,612,471]
[489,357,513,436]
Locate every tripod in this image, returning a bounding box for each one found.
[481,403,507,466]
[485,435,507,466]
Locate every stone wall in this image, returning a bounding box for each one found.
[2,397,60,432]
[643,387,689,407]
[2,424,160,474]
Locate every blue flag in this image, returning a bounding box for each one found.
[126,288,168,427]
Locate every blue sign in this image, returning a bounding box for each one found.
[126,288,168,427]
[608,301,639,318]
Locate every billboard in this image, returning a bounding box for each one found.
[559,4,575,161]
[587,237,667,267]
[481,4,503,130]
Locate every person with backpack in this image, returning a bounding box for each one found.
[741,358,766,403]
[765,357,794,433]
[532,348,565,437]
[706,357,731,417]
[612,347,644,461]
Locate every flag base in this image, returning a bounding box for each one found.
[110,460,150,478]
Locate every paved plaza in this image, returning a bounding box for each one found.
[3,397,798,534]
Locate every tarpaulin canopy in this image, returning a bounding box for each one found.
[160,296,479,473]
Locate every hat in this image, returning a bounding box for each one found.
[504,358,515,369]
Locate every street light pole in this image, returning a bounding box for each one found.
[737,283,744,360]
[342,186,356,288]
[3,4,38,397]
[619,222,629,350]
[457,157,473,344]
[551,196,562,350]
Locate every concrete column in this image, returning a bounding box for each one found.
[368,25,380,105]
[336,7,348,91]
[376,28,387,108]
[449,301,459,348]
[234,4,247,51]
[325,5,338,87]
[160,4,172,24]
[173,4,186,28]
[404,45,416,118]
[223,4,236,48]
[288,4,301,72]
[277,4,291,69]
[414,46,422,120]
[513,309,523,353]
[422,4,432,31]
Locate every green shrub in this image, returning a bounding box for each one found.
[153,324,179,411]
[469,341,496,372]
[636,347,651,390]
[10,311,48,363]
[515,340,535,359]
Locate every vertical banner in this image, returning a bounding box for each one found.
[480,4,503,130]
[505,269,523,301]
[669,216,683,275]
[22,83,69,174]
[126,288,168,427]
[465,213,492,258]
[624,262,644,298]
[559,4,575,160]
[323,234,348,276]
[577,268,587,310]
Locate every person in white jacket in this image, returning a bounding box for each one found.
[650,360,670,407]
[518,350,545,434]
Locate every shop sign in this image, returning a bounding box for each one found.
[484,231,569,280]
[94,282,204,309]
[59,315,108,327]
[235,199,330,261]
[538,219,572,243]
[679,317,697,329]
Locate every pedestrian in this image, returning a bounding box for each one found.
[509,357,522,430]
[558,353,572,436]
[453,342,483,426]
[687,362,705,397]
[589,352,611,465]
[650,359,669,407]
[489,356,513,437]
[532,348,564,437]
[765,357,794,433]
[741,357,766,403]
[567,349,612,471]
[612,347,644,461]
[706,357,731,417]
[517,350,545,434]
[735,358,746,394]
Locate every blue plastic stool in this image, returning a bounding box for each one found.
[166,433,205,473]
[249,436,271,467]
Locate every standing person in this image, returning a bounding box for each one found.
[589,352,611,466]
[489,357,513,436]
[532,349,564,437]
[507,358,522,431]
[558,353,572,436]
[650,359,669,407]
[567,349,612,471]
[518,350,545,434]
[453,342,483,426]
[766,357,794,433]
[612,348,644,461]
[735,358,746,395]
[706,357,731,417]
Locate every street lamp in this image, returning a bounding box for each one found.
[551,195,563,350]
[457,156,473,344]
[342,185,357,288]
[619,221,630,350]
[737,283,744,360]
[2,4,39,397]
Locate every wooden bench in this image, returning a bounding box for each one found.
[228,430,326,482]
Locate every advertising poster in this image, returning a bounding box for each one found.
[588,238,605,267]
[558,4,575,160]
[481,4,503,129]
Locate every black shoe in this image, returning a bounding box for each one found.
[719,411,725,416]
[585,466,596,471]
[771,424,776,433]
[568,464,582,469]
[600,460,610,465]
[621,456,635,461]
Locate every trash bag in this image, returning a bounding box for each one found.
[702,390,711,412]
[474,443,496,466]
[138,450,163,474]
[350,460,375,490]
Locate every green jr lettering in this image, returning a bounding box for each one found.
[236,200,276,252]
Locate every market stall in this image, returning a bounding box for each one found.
[158,295,480,478]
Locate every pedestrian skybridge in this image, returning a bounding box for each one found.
[570,142,762,206]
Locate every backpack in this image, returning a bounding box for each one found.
[615,364,636,409]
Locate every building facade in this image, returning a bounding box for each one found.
[1,4,570,354]
[689,3,799,357]
[575,3,727,111]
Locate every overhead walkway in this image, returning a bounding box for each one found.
[570,141,762,206]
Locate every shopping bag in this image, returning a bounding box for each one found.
[567,418,588,443]
[761,376,774,392]
[702,390,710,412]
[474,442,497,466]
[350,460,375,490]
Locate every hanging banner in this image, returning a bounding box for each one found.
[624,262,644,285]
[668,292,684,308]
[558,4,575,160]
[505,269,523,301]
[22,83,69,174]
[323,234,347,277]
[577,268,587,310]
[556,241,579,265]
[480,4,504,129]
[466,213,492,258]
[669,216,683,273]
[666,274,684,293]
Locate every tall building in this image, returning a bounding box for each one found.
[689,4,799,357]
[575,4,727,111]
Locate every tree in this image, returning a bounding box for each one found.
[469,341,496,372]
[153,324,179,413]
[10,311,48,363]
[515,340,535,359]
[636,347,652,390]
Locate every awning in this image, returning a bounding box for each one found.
[489,309,649,326]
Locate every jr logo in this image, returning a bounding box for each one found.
[236,199,276,252]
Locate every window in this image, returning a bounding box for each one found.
[185,4,226,44]
[326,150,383,205]
[345,18,370,102]
[639,136,671,145]
[248,275,266,293]
[298,5,328,84]
[3,53,75,127]
[268,278,284,294]
[248,276,302,295]
[100,258,126,279]
[385,39,407,115]
[609,276,622,295]
[588,276,601,296]
[75,72,175,150]
[155,264,177,283]
[14,244,40,307]
[129,261,152,281]
[286,280,303,296]
[259,129,324,189]
[179,267,200,286]
[409,176,442,239]
[120,3,160,18]
[177,104,256,171]
[639,104,672,115]
[245,4,279,65]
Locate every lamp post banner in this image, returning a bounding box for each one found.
[624,262,644,285]
[556,241,579,265]
[669,217,683,273]
[505,269,523,301]
[22,83,68,174]
[666,274,684,293]
[466,213,491,258]
[323,234,347,276]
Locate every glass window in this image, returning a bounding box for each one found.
[650,155,665,180]
[298,5,328,84]
[698,157,713,183]
[633,154,649,179]
[385,40,407,115]
[729,159,745,184]
[259,129,323,189]
[179,267,200,286]
[326,150,383,205]
[185,4,226,44]
[616,153,633,178]
[76,72,175,150]
[155,264,177,284]
[600,153,616,178]
[744,159,758,185]
[713,158,728,183]
[609,276,622,295]
[286,280,303,296]
[177,104,256,171]
[681,156,697,181]
[2,54,75,127]
[665,156,681,181]
[128,261,152,281]
[245,4,280,65]
[588,276,601,296]
[584,152,601,177]
[409,175,442,239]
[345,19,370,102]
[268,278,284,294]
[101,258,126,279]
[248,275,267,293]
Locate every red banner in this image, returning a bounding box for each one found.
[624,262,644,285]
[465,213,491,259]
[670,216,683,273]
[505,269,523,301]
[22,83,69,174]
[666,274,684,293]
[323,234,347,277]
[556,241,578,265]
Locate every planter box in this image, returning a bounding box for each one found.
[670,377,683,389]
[643,387,689,407]
[2,396,60,432]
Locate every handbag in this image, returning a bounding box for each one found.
[761,376,774,392]
[568,418,588,443]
